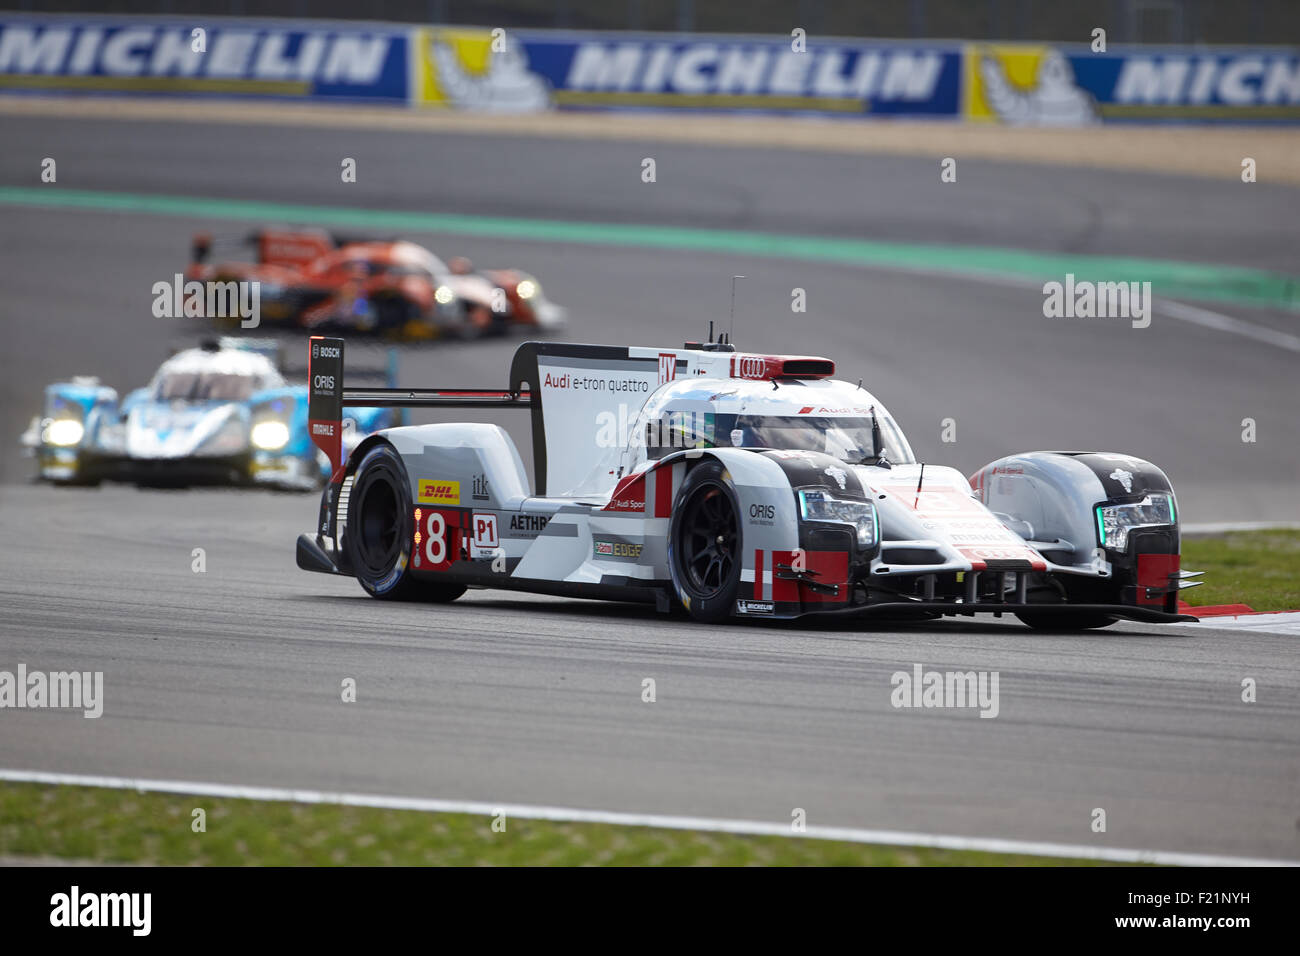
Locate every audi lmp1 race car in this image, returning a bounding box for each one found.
[21,338,397,489]
[186,228,565,339]
[295,335,1201,629]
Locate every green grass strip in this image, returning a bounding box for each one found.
[1182,529,1300,612]
[2,186,1297,312]
[0,782,1115,866]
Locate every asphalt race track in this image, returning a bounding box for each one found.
[1,114,1298,862]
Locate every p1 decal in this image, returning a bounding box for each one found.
[470,512,499,558]
[417,478,460,505]
[413,508,460,571]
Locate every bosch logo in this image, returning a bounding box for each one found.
[735,356,766,379]
[314,374,335,390]
[316,346,340,358]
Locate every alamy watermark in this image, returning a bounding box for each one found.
[890,663,999,718]
[1043,274,1151,329]
[151,274,261,328]
[0,664,103,718]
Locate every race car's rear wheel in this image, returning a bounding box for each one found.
[344,443,466,603]
[668,461,742,624]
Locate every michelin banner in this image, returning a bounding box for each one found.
[2,16,1297,123]
[966,43,1300,123]
[416,28,962,116]
[0,17,408,101]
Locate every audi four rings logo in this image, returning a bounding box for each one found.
[734,356,766,379]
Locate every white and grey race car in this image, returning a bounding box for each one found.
[296,335,1200,629]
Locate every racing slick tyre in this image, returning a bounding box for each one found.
[343,443,466,603]
[668,461,743,624]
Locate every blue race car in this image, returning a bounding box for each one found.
[20,337,397,490]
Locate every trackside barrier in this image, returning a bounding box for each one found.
[2,16,1297,123]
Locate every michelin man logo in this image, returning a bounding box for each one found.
[430,39,550,113]
[1109,468,1134,493]
[979,50,1098,126]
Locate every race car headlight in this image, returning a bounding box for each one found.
[44,418,84,447]
[1096,494,1175,552]
[434,285,455,305]
[250,420,291,451]
[799,488,878,549]
[516,279,537,300]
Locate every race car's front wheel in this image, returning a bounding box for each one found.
[668,461,742,624]
[343,443,466,603]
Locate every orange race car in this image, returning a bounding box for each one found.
[186,228,565,340]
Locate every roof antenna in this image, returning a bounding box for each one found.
[708,319,714,344]
[729,275,745,346]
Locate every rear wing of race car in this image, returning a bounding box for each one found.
[307,333,839,509]
[307,335,533,540]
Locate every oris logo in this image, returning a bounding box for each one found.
[749,503,775,520]
[733,355,768,380]
[313,374,335,390]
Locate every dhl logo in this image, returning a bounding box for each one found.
[417,479,460,505]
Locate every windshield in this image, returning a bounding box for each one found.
[645,412,911,464]
[155,372,259,402]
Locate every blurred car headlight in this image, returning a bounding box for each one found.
[434,285,455,305]
[799,488,878,549]
[1096,494,1175,551]
[44,419,84,447]
[251,420,291,451]
[516,279,538,300]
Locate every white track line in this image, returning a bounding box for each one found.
[1183,521,1300,534]
[1,769,1292,867]
[1157,299,1300,353]
[1182,611,1300,635]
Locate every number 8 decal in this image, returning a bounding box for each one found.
[425,511,446,565]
